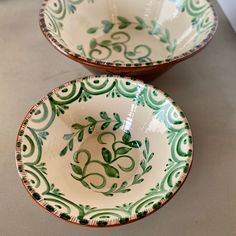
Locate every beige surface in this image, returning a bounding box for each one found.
[1,0,236,235]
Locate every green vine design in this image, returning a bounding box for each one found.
[70,131,146,196]
[59,112,123,157]
[81,15,177,62]
[132,138,153,185]
[86,32,152,63]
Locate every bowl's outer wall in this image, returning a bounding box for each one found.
[83,63,174,81]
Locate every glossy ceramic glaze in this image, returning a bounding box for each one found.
[16,75,193,227]
[39,0,217,79]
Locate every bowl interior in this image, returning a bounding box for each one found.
[17,76,193,226]
[42,0,216,64]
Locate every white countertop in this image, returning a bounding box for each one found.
[1,0,236,235]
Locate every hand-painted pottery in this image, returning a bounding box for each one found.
[16,75,193,227]
[39,0,217,79]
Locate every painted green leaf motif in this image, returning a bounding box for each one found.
[166,40,177,53]
[135,16,146,30]
[113,122,122,130]
[110,183,118,191]
[101,122,110,130]
[60,146,67,157]
[145,138,150,153]
[71,163,82,175]
[113,113,122,123]
[149,20,160,35]
[144,165,152,173]
[127,140,142,148]
[68,4,76,14]
[127,51,136,56]
[143,150,147,159]
[102,148,112,163]
[140,160,146,171]
[81,180,91,189]
[148,153,154,162]
[160,35,168,43]
[103,164,120,178]
[120,181,128,188]
[38,131,49,140]
[86,116,96,124]
[90,38,97,49]
[112,44,122,52]
[102,20,114,33]
[116,147,131,155]
[77,130,84,142]
[138,58,148,63]
[87,27,98,34]
[119,189,131,193]
[117,16,131,29]
[165,29,170,41]
[100,111,109,120]
[100,40,112,47]
[72,123,83,129]
[63,133,73,140]
[136,25,144,30]
[122,131,131,143]
[69,139,73,151]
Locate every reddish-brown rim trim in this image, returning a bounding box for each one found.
[39,0,218,69]
[15,75,193,227]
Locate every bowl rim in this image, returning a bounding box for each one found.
[15,75,193,227]
[39,0,218,69]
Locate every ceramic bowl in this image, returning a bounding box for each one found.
[16,75,193,227]
[39,0,217,79]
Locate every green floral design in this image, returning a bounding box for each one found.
[78,16,177,63]
[17,76,192,226]
[69,131,150,196]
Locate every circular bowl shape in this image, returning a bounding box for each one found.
[39,0,217,79]
[16,75,193,227]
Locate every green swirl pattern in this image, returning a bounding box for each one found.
[170,0,215,44]
[83,16,177,62]
[16,76,192,226]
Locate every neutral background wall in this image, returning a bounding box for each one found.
[218,0,236,31]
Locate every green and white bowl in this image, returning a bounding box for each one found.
[39,0,217,79]
[16,75,193,227]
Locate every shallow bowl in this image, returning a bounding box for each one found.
[16,75,193,227]
[39,0,217,79]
